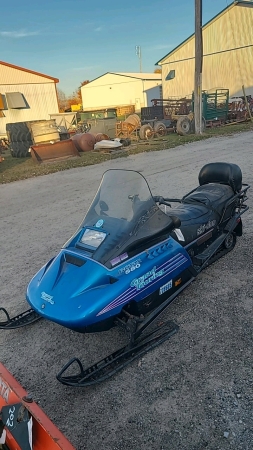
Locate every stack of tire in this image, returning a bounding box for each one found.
[6,122,33,157]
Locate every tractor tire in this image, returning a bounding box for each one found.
[6,122,32,143]
[139,124,153,140]
[176,116,191,135]
[10,141,32,157]
[153,121,167,136]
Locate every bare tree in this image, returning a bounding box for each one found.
[56,88,68,112]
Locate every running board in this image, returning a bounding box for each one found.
[56,320,179,387]
[0,307,41,329]
[192,233,227,266]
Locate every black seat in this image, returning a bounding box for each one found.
[168,162,241,246]
[182,183,234,217]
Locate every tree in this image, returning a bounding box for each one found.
[57,81,90,112]
[57,88,68,112]
[65,80,90,111]
[154,67,162,74]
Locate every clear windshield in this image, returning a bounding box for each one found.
[81,170,172,266]
[85,169,155,223]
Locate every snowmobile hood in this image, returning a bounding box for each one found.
[26,250,119,323]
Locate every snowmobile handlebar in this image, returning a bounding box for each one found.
[153,196,171,207]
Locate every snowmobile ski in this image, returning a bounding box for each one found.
[56,320,179,387]
[0,307,41,329]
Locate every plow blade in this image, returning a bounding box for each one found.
[30,139,80,164]
[0,363,75,450]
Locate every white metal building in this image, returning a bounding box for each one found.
[156,1,253,99]
[0,61,59,136]
[81,72,162,112]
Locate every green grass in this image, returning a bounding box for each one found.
[1,121,252,184]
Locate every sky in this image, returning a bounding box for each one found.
[0,0,232,96]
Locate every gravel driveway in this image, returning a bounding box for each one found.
[1,131,252,450]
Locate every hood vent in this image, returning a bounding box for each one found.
[65,253,86,267]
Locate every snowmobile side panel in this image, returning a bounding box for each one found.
[26,237,192,332]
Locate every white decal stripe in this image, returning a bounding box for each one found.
[97,254,188,316]
[97,293,135,316]
[144,259,187,291]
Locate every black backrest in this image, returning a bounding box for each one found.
[199,162,242,193]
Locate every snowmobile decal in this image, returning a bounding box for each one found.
[118,259,142,275]
[197,219,216,236]
[130,254,188,291]
[110,252,128,267]
[131,266,165,290]
[159,280,173,295]
[97,254,188,316]
[95,219,104,228]
[41,292,54,304]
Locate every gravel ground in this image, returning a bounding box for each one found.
[1,131,252,450]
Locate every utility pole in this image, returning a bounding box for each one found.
[194,0,203,134]
[135,46,142,73]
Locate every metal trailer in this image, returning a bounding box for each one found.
[139,89,230,138]
[140,97,193,138]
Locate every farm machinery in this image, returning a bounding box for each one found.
[116,89,230,140]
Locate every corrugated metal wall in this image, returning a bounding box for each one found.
[161,4,253,98]
[81,74,161,111]
[0,84,59,135]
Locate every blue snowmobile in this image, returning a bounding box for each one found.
[0,162,249,387]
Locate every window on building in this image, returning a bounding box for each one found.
[165,70,175,81]
[6,92,27,109]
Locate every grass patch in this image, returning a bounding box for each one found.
[1,121,252,184]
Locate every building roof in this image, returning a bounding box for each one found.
[111,72,161,80]
[87,72,162,85]
[0,60,59,83]
[156,1,253,65]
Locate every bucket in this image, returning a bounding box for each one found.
[29,120,60,144]
[71,133,96,152]
[30,140,80,164]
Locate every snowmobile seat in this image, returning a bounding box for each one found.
[179,162,242,218]
[182,183,234,217]
[198,162,242,193]
[167,163,242,246]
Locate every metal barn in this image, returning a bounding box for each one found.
[0,61,59,136]
[81,72,162,113]
[157,1,253,99]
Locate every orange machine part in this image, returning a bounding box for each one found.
[0,363,75,450]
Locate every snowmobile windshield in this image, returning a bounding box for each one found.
[79,170,173,266]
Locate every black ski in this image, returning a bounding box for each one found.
[0,307,41,329]
[56,320,179,387]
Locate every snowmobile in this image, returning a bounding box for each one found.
[0,363,75,449]
[0,162,250,387]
